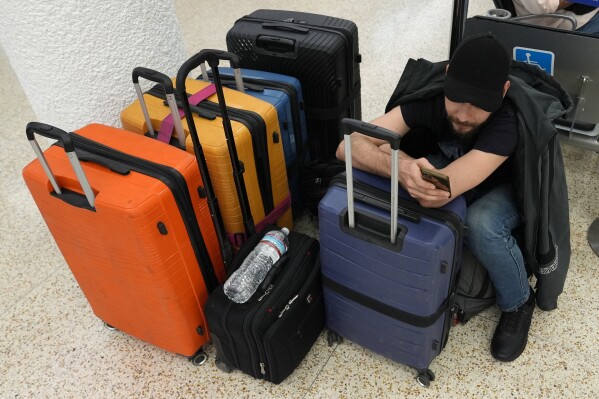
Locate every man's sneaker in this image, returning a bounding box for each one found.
[491,286,535,362]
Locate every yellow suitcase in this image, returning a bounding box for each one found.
[121,66,292,248]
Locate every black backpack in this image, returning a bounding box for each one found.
[452,247,496,324]
[301,159,346,215]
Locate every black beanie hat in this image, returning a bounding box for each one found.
[444,34,511,113]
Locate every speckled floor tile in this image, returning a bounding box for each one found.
[305,315,599,399]
[0,266,335,398]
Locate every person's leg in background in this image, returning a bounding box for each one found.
[576,11,599,35]
[465,183,535,362]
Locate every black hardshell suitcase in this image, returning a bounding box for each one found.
[226,9,361,162]
[205,228,324,384]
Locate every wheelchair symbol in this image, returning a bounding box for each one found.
[525,52,545,71]
[513,47,555,75]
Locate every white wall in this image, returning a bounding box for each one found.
[0,0,186,130]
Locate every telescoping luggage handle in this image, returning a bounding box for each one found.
[26,122,96,208]
[177,49,256,240]
[342,118,400,245]
[199,63,245,93]
[132,67,186,148]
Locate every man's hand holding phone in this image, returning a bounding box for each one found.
[398,158,452,206]
[420,167,452,198]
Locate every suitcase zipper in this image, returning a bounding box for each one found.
[147,86,275,215]
[197,99,274,214]
[211,71,306,158]
[263,254,322,383]
[330,175,464,241]
[277,294,299,318]
[329,174,465,289]
[238,15,359,94]
[330,174,464,347]
[212,231,266,371]
[257,284,274,301]
[68,133,219,293]
[330,175,464,323]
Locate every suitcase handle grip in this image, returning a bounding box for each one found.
[26,122,74,151]
[131,67,186,147]
[132,67,174,93]
[261,22,309,34]
[342,118,401,150]
[180,49,241,73]
[342,118,400,245]
[26,122,96,208]
[188,50,245,93]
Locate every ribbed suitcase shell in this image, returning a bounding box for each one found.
[318,169,466,373]
[22,124,224,357]
[120,78,293,238]
[227,9,361,161]
[210,67,308,215]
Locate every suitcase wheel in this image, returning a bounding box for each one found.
[415,369,436,388]
[189,349,208,366]
[326,330,343,347]
[215,358,234,373]
[103,321,118,331]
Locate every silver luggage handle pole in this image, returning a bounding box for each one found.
[342,118,401,244]
[132,67,186,147]
[200,65,245,93]
[26,122,96,208]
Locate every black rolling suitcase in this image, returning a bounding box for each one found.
[205,227,324,384]
[226,9,361,162]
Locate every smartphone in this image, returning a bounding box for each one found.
[420,167,452,198]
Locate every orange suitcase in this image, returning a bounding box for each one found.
[121,66,292,247]
[22,122,227,364]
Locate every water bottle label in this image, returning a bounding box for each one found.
[262,235,287,257]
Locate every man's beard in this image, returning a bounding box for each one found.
[447,115,481,139]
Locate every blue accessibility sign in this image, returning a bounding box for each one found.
[513,47,555,76]
[570,0,598,6]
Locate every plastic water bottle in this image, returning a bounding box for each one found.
[224,228,290,303]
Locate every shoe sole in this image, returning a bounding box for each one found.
[491,337,528,362]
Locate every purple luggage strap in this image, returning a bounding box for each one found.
[227,192,292,248]
[156,84,217,143]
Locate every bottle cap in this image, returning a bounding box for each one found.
[281,227,290,235]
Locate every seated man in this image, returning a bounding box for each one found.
[512,0,599,35]
[336,34,571,362]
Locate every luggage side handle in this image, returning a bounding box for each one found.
[342,118,400,245]
[132,67,186,147]
[26,122,96,208]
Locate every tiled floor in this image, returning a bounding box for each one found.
[2,1,599,398]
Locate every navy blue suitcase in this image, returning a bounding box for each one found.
[318,119,466,387]
[199,67,308,216]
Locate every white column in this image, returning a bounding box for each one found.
[0,0,187,130]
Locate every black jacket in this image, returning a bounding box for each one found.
[385,58,572,311]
